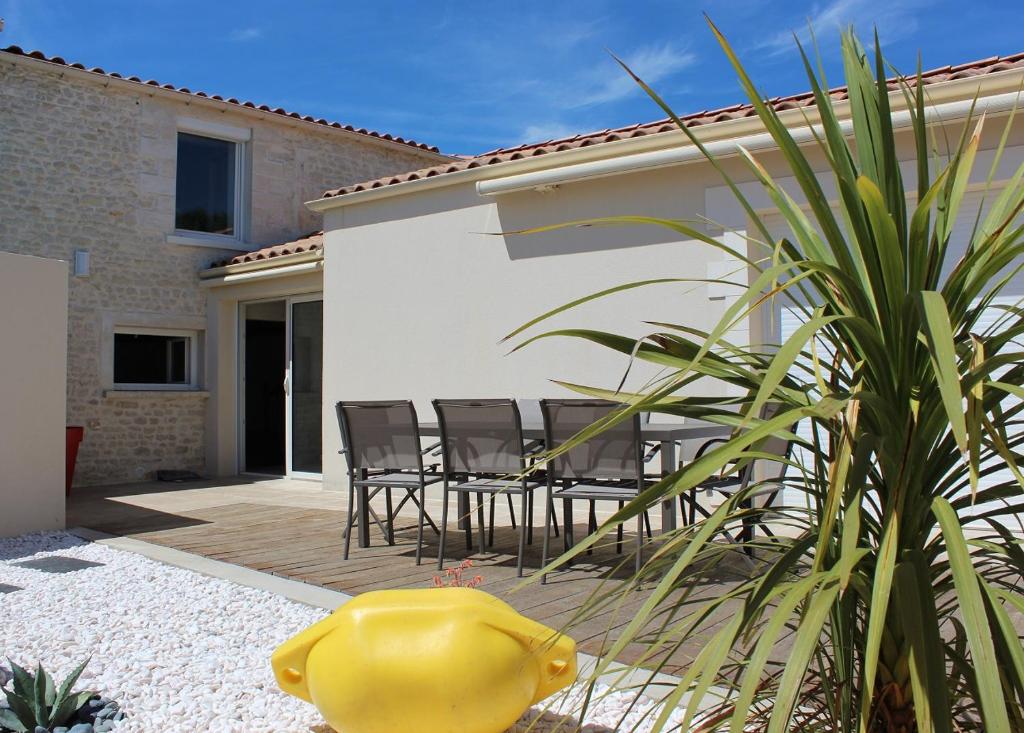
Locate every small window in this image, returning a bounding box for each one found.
[175,132,238,236]
[114,332,195,387]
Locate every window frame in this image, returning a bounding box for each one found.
[112,327,200,391]
[172,118,250,246]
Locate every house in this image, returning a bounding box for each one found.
[2,43,1021,503]
[0,45,451,487]
[307,51,1024,498]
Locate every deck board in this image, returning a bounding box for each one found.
[67,478,750,676]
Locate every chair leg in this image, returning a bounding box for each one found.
[549,495,560,538]
[476,492,486,556]
[507,492,517,530]
[415,486,426,566]
[437,484,450,571]
[527,490,534,545]
[541,486,553,585]
[464,489,473,551]
[408,490,439,534]
[635,511,644,576]
[643,511,653,539]
[385,488,395,545]
[562,497,573,561]
[743,499,755,557]
[516,487,528,577]
[344,479,356,560]
[587,500,596,556]
[616,500,624,554]
[488,492,496,547]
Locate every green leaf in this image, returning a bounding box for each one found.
[933,496,1011,732]
[49,690,95,728]
[0,707,28,732]
[31,663,47,726]
[768,581,841,733]
[6,660,32,699]
[1,689,35,730]
[51,657,91,725]
[42,668,55,708]
[859,514,898,729]
[917,291,969,455]
[893,555,953,733]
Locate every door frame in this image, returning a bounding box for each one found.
[237,292,323,479]
[285,293,324,480]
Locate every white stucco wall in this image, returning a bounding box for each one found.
[0,252,68,537]
[319,158,756,490]
[319,112,1024,492]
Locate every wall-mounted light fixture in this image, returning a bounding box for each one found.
[73,249,90,277]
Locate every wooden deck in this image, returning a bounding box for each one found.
[68,477,745,676]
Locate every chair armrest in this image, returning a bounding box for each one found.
[693,437,729,461]
[643,442,662,463]
[420,441,441,455]
[523,439,544,456]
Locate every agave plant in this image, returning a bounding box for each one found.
[511,21,1024,733]
[0,658,94,732]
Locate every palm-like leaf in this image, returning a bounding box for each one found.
[513,21,1024,732]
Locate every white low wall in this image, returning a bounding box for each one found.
[0,251,68,537]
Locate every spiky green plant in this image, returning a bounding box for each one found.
[0,658,94,733]
[511,22,1024,733]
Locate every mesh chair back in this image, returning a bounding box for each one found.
[517,398,543,424]
[540,399,642,481]
[751,403,793,480]
[739,403,796,505]
[336,401,423,473]
[433,399,526,475]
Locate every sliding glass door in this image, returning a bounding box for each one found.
[240,294,322,478]
[286,296,323,476]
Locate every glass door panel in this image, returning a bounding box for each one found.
[288,298,323,475]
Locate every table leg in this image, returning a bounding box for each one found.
[357,468,370,548]
[661,440,677,532]
[458,490,470,531]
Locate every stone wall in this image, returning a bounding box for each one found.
[0,55,442,485]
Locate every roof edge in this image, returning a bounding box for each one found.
[199,247,324,280]
[1,45,453,160]
[310,54,1024,210]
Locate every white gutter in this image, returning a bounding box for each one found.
[199,259,323,287]
[306,69,1024,212]
[198,248,323,279]
[477,91,1023,196]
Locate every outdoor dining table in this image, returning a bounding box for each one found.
[352,419,732,549]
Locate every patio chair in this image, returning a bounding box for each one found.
[336,400,443,565]
[432,398,544,577]
[684,404,795,554]
[539,399,654,582]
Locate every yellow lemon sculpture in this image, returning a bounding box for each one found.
[271,587,577,733]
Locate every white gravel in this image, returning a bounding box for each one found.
[1,532,694,733]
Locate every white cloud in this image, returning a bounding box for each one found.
[758,0,925,56]
[520,122,578,143]
[566,42,697,108]
[229,27,263,42]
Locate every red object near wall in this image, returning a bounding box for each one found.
[66,426,84,495]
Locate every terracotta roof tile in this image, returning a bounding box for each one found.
[321,50,1024,200]
[209,231,323,268]
[1,45,444,154]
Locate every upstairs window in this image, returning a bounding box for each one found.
[175,132,238,236]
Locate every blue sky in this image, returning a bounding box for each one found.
[2,1,1022,155]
